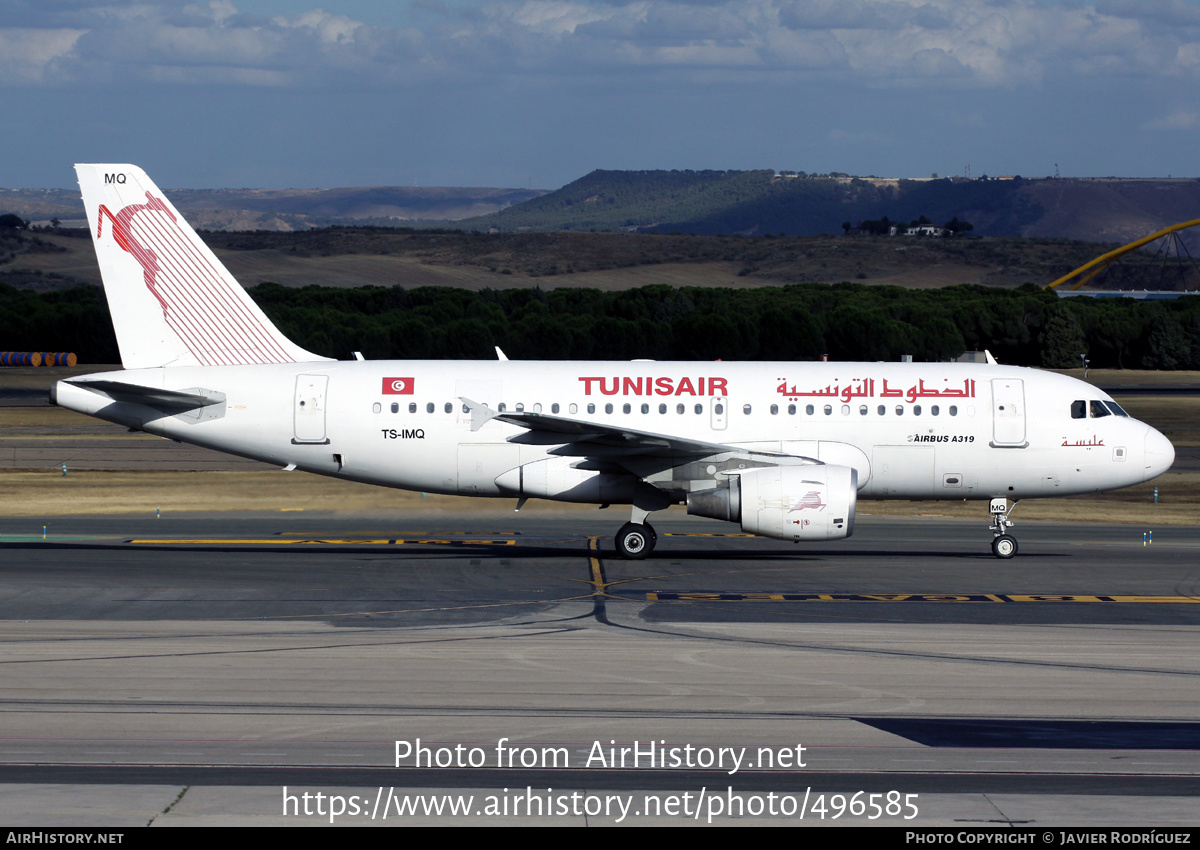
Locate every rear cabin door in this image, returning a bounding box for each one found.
[293,374,329,444]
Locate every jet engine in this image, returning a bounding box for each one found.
[687,464,857,541]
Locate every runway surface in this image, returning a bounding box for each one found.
[1,511,1198,826]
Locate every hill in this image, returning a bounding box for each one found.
[0,185,546,231]
[457,170,1200,249]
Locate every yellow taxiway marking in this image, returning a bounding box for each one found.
[642,592,1200,603]
[662,532,755,538]
[589,536,605,587]
[275,530,518,536]
[126,538,516,545]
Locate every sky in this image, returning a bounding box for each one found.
[4,0,1200,189]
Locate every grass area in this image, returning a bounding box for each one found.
[0,469,570,518]
[1058,368,1200,388]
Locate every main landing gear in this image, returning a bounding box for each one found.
[989,498,1019,559]
[615,521,657,560]
[613,489,671,560]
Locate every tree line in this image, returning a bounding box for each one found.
[2,280,1198,369]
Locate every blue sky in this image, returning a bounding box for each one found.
[4,0,1200,189]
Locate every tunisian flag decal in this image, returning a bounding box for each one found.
[382,377,415,394]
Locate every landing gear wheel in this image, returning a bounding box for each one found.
[616,522,655,560]
[644,522,657,544]
[991,534,1018,559]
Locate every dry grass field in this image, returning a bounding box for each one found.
[6,229,1160,292]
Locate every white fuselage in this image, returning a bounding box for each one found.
[53,359,1174,504]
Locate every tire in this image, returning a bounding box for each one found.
[991,534,1018,559]
[616,522,654,560]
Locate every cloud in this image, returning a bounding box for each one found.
[1143,108,1200,130]
[2,0,1200,90]
[0,27,85,83]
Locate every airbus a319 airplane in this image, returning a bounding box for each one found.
[52,165,1175,559]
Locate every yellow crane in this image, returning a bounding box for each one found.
[1042,218,1200,291]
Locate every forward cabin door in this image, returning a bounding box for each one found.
[990,378,1027,447]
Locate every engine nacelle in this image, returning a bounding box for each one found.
[688,464,856,541]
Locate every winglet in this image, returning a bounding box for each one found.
[459,397,499,432]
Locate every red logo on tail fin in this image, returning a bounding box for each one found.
[97,193,174,315]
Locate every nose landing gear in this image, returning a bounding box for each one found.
[989,498,1019,558]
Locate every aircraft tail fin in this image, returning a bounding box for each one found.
[75,164,330,369]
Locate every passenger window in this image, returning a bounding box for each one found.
[641,403,649,414]
[425,402,434,414]
[497,403,506,412]
[551,403,560,414]
[859,405,868,416]
[841,404,849,415]
[533,403,542,413]
[788,404,796,415]
[605,403,613,414]
[659,403,667,414]
[823,405,832,416]
[676,403,684,414]
[444,402,452,413]
[895,405,904,416]
[949,406,958,416]
[694,404,703,414]
[409,402,417,414]
[390,403,398,414]
[878,405,885,415]
[1071,400,1086,419]
[1090,400,1111,418]
[587,403,595,414]
[913,405,922,416]
[623,403,632,414]
[568,403,576,414]
[806,404,814,415]
[715,403,724,415]
[931,405,939,416]
[515,403,524,412]
[770,404,778,415]
[743,404,752,415]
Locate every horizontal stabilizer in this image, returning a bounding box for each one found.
[65,379,225,411]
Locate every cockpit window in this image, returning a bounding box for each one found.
[1104,401,1129,417]
[1089,400,1111,418]
[1070,400,1086,419]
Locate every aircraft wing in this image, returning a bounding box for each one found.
[461,397,774,459]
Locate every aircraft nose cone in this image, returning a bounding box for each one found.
[1143,427,1175,481]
